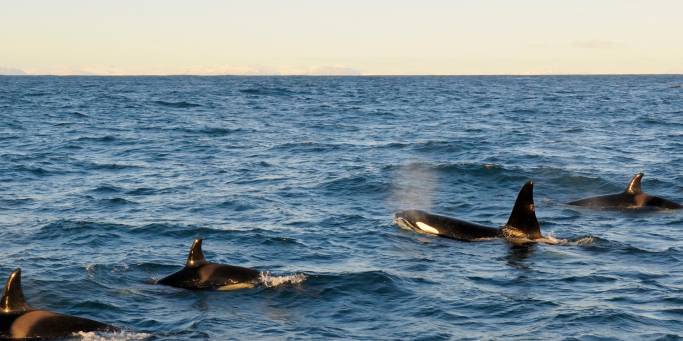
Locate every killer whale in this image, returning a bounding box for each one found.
[0,269,118,339]
[394,181,550,242]
[157,239,261,290]
[568,173,681,210]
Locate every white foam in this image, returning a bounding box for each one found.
[574,236,595,245]
[75,331,151,341]
[505,232,567,245]
[534,234,565,245]
[259,272,307,288]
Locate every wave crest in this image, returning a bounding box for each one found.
[259,272,307,288]
[153,100,201,108]
[75,330,151,341]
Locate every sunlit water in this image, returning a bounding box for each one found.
[1,76,682,340]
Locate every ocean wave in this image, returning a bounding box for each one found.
[239,87,296,96]
[175,126,244,136]
[269,141,350,153]
[195,127,243,136]
[67,111,89,117]
[318,175,389,194]
[411,140,476,153]
[0,197,35,206]
[77,161,144,171]
[307,271,411,297]
[384,162,518,183]
[90,185,124,194]
[10,164,75,177]
[70,300,125,313]
[576,236,680,256]
[129,223,274,240]
[557,274,618,284]
[35,220,128,239]
[124,187,157,196]
[98,197,138,206]
[23,91,49,97]
[73,135,119,143]
[152,100,201,108]
[258,236,307,247]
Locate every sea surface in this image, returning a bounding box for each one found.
[1,75,682,340]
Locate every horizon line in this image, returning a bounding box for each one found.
[2,73,682,77]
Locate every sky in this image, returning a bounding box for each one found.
[1,0,682,75]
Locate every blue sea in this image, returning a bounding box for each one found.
[1,75,682,340]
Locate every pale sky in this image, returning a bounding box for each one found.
[1,0,682,75]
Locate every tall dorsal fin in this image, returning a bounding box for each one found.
[185,239,207,268]
[505,181,541,239]
[625,172,644,194]
[1,268,30,313]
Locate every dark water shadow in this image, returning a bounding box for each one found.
[504,244,535,270]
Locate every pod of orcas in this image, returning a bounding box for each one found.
[395,172,680,244]
[1,172,680,338]
[1,240,263,339]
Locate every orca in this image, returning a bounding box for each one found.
[394,181,552,242]
[568,173,682,210]
[0,269,118,339]
[157,239,261,290]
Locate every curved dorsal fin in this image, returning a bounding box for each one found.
[505,181,541,239]
[185,239,207,268]
[625,172,644,194]
[1,268,30,313]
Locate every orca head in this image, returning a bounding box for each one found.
[394,210,420,231]
[1,268,30,313]
[502,181,542,240]
[394,210,441,235]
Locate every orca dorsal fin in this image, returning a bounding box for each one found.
[505,181,541,239]
[625,172,644,194]
[185,239,207,268]
[1,268,30,313]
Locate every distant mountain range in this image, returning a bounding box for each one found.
[0,67,27,75]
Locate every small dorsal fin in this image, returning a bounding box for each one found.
[1,268,30,313]
[185,239,207,268]
[505,181,542,239]
[625,172,644,194]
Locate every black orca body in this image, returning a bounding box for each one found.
[157,239,261,290]
[394,181,545,242]
[0,269,118,339]
[568,173,682,210]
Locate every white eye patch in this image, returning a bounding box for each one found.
[415,222,439,235]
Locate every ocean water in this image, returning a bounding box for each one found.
[1,75,682,340]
